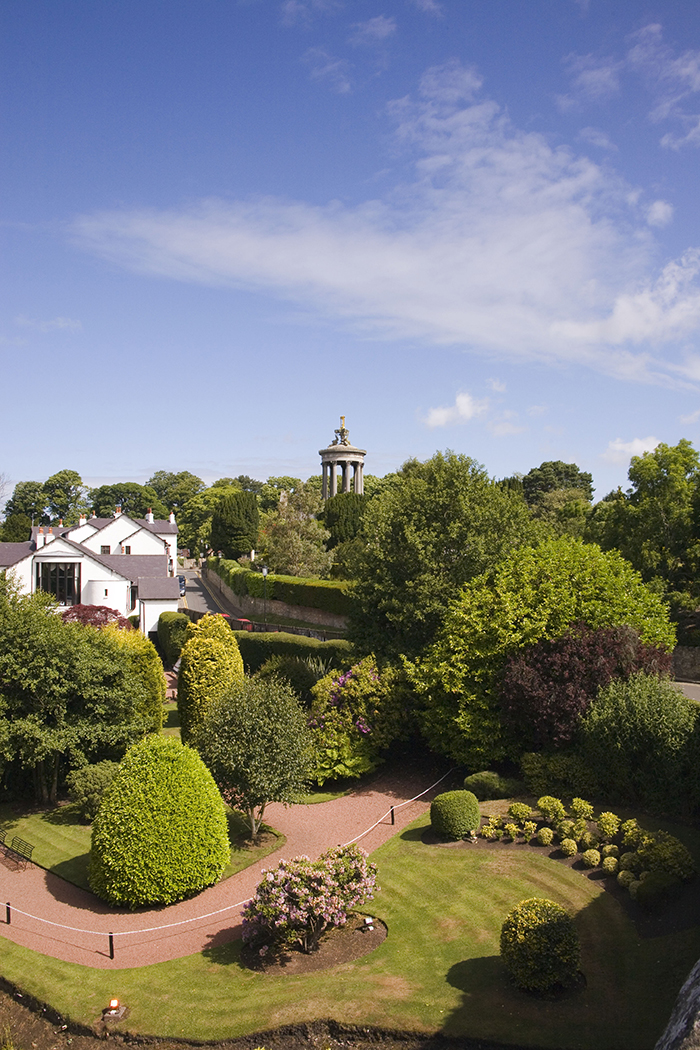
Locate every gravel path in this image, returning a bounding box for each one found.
[0,766,450,970]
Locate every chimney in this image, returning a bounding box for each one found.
[46,526,54,544]
[58,519,63,528]
[90,510,96,519]
[35,527,44,549]
[146,508,154,524]
[169,510,176,524]
[79,514,87,526]
[114,505,122,517]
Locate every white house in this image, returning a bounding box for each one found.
[0,508,180,634]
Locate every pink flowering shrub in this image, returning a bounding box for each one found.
[61,604,132,629]
[308,657,410,784]
[241,844,378,955]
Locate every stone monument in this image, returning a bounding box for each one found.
[319,417,366,499]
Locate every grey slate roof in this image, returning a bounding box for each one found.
[0,542,33,567]
[92,553,170,583]
[137,576,181,600]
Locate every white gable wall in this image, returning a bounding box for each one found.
[77,516,165,557]
[33,536,133,617]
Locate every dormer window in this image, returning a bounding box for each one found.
[101,545,110,555]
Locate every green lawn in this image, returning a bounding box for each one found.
[0,803,283,892]
[1,811,698,1049]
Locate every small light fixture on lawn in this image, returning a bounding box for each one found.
[364,916,374,931]
[102,998,127,1021]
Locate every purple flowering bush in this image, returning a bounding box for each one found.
[308,657,409,784]
[241,844,378,955]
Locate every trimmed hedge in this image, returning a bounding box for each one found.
[233,631,353,675]
[88,736,230,908]
[207,558,353,616]
[463,770,525,800]
[158,611,190,666]
[500,898,580,992]
[177,616,244,742]
[430,790,481,840]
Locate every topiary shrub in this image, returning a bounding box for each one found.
[579,831,599,850]
[463,770,525,800]
[582,848,601,869]
[431,790,481,840]
[571,818,588,843]
[617,869,636,889]
[636,830,696,881]
[557,819,575,841]
[504,822,520,840]
[89,736,230,908]
[537,827,554,846]
[634,870,681,909]
[596,811,621,841]
[628,879,642,899]
[621,819,642,847]
[538,796,567,825]
[570,797,594,820]
[619,852,642,873]
[523,820,538,839]
[66,761,119,823]
[601,844,619,859]
[601,856,619,875]
[500,898,580,993]
[508,802,531,822]
[560,838,578,857]
[177,620,245,742]
[158,611,190,666]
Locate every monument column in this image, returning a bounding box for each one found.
[319,417,367,501]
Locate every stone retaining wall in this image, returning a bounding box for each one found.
[672,647,700,683]
[202,564,349,631]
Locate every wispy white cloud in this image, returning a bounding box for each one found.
[424,391,488,428]
[14,315,82,333]
[565,24,700,151]
[646,199,673,227]
[408,0,443,14]
[528,404,547,417]
[302,47,352,92]
[601,436,661,463]
[71,60,700,386]
[488,377,506,392]
[578,126,617,150]
[280,0,341,27]
[488,410,525,437]
[349,15,396,46]
[680,408,700,425]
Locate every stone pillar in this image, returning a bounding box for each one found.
[357,461,364,495]
[330,461,337,497]
[342,461,351,493]
[322,463,328,500]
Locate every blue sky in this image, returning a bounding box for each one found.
[3,0,700,501]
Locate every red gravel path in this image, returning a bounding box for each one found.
[0,766,450,970]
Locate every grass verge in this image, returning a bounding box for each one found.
[0,812,698,1049]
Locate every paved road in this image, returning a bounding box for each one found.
[179,568,245,619]
[676,681,700,703]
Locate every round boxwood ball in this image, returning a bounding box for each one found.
[560,838,578,858]
[89,736,230,908]
[500,898,580,993]
[430,790,481,840]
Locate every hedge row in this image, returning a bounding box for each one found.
[233,630,354,674]
[207,558,353,616]
[158,611,190,667]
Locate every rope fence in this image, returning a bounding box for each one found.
[2,768,453,959]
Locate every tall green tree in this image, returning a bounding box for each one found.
[210,490,260,560]
[0,581,156,802]
[408,537,675,767]
[178,481,240,557]
[43,469,88,523]
[147,470,206,510]
[349,451,541,660]
[259,485,333,577]
[1,514,32,542]
[522,460,593,505]
[195,675,316,839]
[89,482,168,520]
[4,481,47,524]
[586,439,700,608]
[323,492,367,549]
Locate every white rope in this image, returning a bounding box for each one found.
[341,768,453,846]
[3,769,453,941]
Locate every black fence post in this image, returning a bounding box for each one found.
[109,932,114,960]
[390,806,395,825]
[5,903,10,925]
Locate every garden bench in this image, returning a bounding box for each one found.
[0,834,34,869]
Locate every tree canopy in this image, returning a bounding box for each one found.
[210,490,260,560]
[0,581,159,802]
[4,481,47,524]
[258,485,332,577]
[586,439,700,610]
[349,451,541,659]
[147,470,206,510]
[522,460,594,505]
[408,537,676,767]
[89,482,168,520]
[195,675,316,838]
